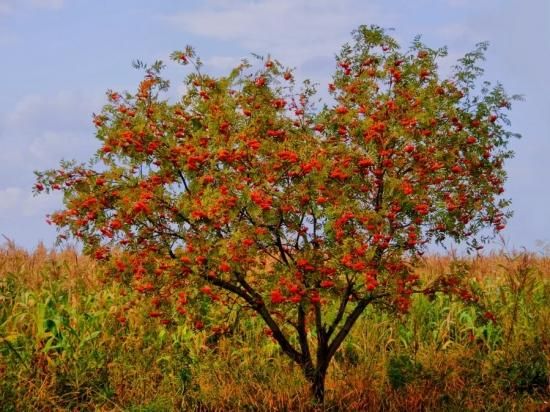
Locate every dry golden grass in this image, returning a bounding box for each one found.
[1,240,549,410]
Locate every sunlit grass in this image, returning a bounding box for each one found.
[1,240,548,410]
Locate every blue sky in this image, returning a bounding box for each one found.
[0,0,548,252]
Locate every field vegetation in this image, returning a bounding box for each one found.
[1,240,548,411]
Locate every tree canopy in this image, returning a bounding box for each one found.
[35,25,519,402]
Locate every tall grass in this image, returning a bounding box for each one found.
[1,240,548,411]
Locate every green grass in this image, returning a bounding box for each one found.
[1,243,549,411]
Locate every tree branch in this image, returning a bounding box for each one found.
[326,281,354,339]
[232,270,304,364]
[326,292,389,362]
[177,169,191,194]
[297,303,312,368]
[294,211,307,249]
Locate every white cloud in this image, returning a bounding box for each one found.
[164,0,396,67]
[0,1,13,14]
[204,55,243,71]
[29,0,64,8]
[434,23,481,44]
[0,90,102,189]
[0,89,96,247]
[29,130,97,163]
[4,91,101,134]
[0,187,20,210]
[445,0,474,6]
[0,186,62,217]
[0,0,63,15]
[162,1,486,95]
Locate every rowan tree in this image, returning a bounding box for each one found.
[35,26,520,402]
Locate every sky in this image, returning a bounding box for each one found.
[0,0,548,253]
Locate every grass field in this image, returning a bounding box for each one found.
[1,240,549,411]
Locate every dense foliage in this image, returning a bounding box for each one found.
[35,26,520,400]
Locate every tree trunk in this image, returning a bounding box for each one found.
[306,368,327,405]
[311,371,326,404]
